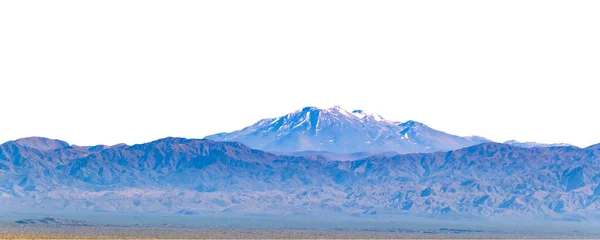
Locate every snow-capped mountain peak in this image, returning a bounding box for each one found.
[351,109,386,122]
[206,106,488,153]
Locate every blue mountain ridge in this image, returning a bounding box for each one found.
[1,136,600,221]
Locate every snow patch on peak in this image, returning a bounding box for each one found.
[351,109,385,122]
[327,106,352,116]
[352,110,366,119]
[371,114,384,122]
[292,110,311,129]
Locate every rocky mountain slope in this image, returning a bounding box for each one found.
[1,137,600,221]
[206,106,489,153]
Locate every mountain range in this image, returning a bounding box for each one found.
[1,106,597,221]
[1,136,600,221]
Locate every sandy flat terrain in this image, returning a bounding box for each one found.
[0,227,500,239]
[1,218,593,239]
[0,233,462,239]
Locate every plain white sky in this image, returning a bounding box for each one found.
[1,0,599,147]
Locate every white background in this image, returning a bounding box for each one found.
[1,0,599,147]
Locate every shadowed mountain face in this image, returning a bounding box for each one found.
[1,137,600,220]
[205,106,489,154]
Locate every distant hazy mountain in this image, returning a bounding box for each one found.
[206,106,489,153]
[275,150,399,161]
[2,137,600,221]
[504,140,572,148]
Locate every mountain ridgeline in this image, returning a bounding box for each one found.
[1,136,600,221]
[206,106,489,154]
